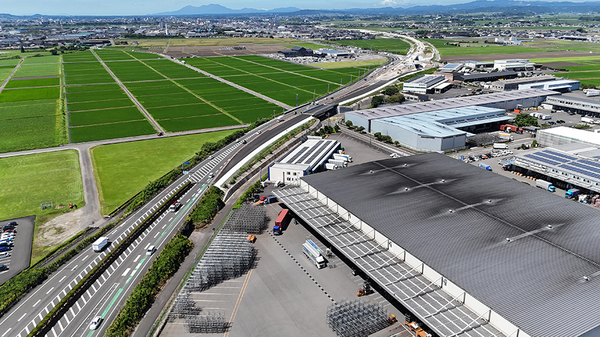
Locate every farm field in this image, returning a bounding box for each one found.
[329,37,411,55]
[0,54,63,153]
[184,55,370,106]
[528,55,600,87]
[94,49,282,130]
[64,51,156,142]
[0,150,83,221]
[310,58,387,69]
[91,130,235,214]
[117,37,310,47]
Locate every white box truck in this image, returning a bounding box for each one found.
[582,117,595,124]
[302,239,326,269]
[93,237,109,252]
[493,143,508,150]
[535,179,555,192]
[328,159,347,167]
[324,163,339,170]
[333,153,353,162]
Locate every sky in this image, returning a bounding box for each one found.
[0,0,590,16]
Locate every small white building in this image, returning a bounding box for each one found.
[268,137,340,185]
[518,79,580,92]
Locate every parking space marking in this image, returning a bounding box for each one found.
[58,320,63,331]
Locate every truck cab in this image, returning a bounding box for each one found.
[566,189,580,198]
[273,225,282,235]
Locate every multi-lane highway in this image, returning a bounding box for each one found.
[0,39,437,337]
[0,112,311,337]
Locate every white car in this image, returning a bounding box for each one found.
[146,245,156,256]
[89,316,103,330]
[0,252,10,258]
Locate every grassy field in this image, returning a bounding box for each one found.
[0,150,83,221]
[12,62,59,78]
[329,37,411,55]
[91,130,235,214]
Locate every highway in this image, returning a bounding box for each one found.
[0,39,437,337]
[0,112,311,337]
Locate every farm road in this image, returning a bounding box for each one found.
[0,124,247,230]
[0,57,24,94]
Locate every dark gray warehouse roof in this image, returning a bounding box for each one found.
[301,153,600,337]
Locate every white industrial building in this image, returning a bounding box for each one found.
[274,153,600,337]
[489,75,556,91]
[544,93,600,117]
[537,126,600,148]
[368,106,509,152]
[403,75,446,95]
[518,79,580,92]
[493,59,535,71]
[268,137,340,185]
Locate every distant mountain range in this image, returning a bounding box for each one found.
[156,0,600,16]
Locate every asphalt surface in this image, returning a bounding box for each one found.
[0,112,313,337]
[0,216,34,286]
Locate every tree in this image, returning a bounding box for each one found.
[386,94,405,104]
[20,45,24,53]
[345,120,353,127]
[514,114,539,127]
[576,27,587,33]
[371,95,385,108]
[383,86,399,96]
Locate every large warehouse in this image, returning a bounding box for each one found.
[346,89,558,151]
[274,154,600,337]
[368,106,509,152]
[537,126,600,147]
[545,93,600,116]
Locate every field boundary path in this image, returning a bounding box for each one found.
[91,49,166,134]
[0,57,25,94]
[124,50,246,125]
[161,54,293,110]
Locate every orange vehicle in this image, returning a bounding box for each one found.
[499,124,523,133]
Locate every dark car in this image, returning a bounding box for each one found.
[0,265,8,271]
[2,224,13,231]
[0,246,11,253]
[7,221,17,226]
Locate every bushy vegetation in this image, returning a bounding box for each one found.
[233,174,268,209]
[185,186,225,228]
[313,124,339,137]
[514,114,539,127]
[106,234,193,337]
[374,132,394,144]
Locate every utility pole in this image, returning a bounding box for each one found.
[313,89,315,101]
[296,93,298,106]
[328,83,330,93]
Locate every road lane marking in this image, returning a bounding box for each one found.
[32,299,41,307]
[122,268,131,277]
[71,265,78,271]
[59,275,66,283]
[17,313,26,321]
[130,269,136,277]
[81,255,89,261]
[1,328,11,337]
[46,287,54,294]
[154,232,160,238]
[133,255,140,262]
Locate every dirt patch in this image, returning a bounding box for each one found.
[11,75,59,80]
[36,208,89,247]
[161,43,287,58]
[441,51,595,62]
[544,62,584,67]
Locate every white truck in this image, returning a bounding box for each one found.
[582,117,595,124]
[93,237,109,252]
[535,179,555,192]
[302,239,326,269]
[493,143,508,150]
[328,159,347,167]
[335,152,353,162]
[585,89,600,97]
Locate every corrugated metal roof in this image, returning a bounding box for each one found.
[300,153,600,337]
[347,89,559,121]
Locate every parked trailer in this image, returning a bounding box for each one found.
[92,237,109,252]
[324,163,339,170]
[273,209,290,235]
[328,159,347,167]
[493,143,508,150]
[582,117,595,124]
[302,239,327,269]
[535,179,555,192]
[333,153,353,163]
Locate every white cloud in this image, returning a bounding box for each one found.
[380,0,397,5]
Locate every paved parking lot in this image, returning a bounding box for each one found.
[0,216,34,285]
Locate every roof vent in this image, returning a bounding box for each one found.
[369,170,374,174]
[547,225,553,229]
[583,276,591,282]
[405,187,410,191]
[440,179,445,183]
[505,238,513,242]
[448,209,454,214]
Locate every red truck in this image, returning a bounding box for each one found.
[273,209,290,235]
[499,124,523,133]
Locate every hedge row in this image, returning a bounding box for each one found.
[105,234,193,337]
[185,186,224,228]
[0,219,121,316]
[125,119,268,213]
[28,184,190,337]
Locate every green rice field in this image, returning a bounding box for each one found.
[0,99,61,153]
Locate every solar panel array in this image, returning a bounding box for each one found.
[296,140,323,164]
[286,146,308,164]
[522,149,600,181]
[274,187,506,337]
